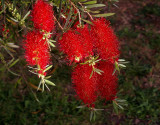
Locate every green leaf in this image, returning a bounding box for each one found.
[93,13,115,17]
[49,42,56,47]
[15,77,22,88]
[88,10,100,14]
[112,0,119,2]
[43,65,52,72]
[117,103,124,110]
[45,76,51,79]
[89,69,94,79]
[0,10,4,15]
[7,43,19,48]
[10,17,19,22]
[76,105,86,108]
[94,68,104,75]
[83,1,97,5]
[115,98,127,103]
[118,59,125,62]
[81,18,93,25]
[120,61,129,64]
[49,40,56,43]
[118,59,129,64]
[90,110,93,121]
[21,11,30,21]
[9,59,19,68]
[76,0,87,2]
[93,56,99,61]
[94,59,101,63]
[119,64,126,68]
[52,3,58,7]
[113,98,127,114]
[112,68,116,75]
[45,79,56,86]
[85,4,106,9]
[8,68,20,76]
[115,61,120,73]
[113,101,118,114]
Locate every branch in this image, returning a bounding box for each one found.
[68,0,82,26]
[53,15,63,31]
[78,2,93,20]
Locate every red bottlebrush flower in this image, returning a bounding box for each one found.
[58,25,93,63]
[91,18,120,63]
[96,61,117,101]
[23,30,50,75]
[58,30,84,62]
[72,64,97,107]
[32,0,55,32]
[76,25,93,57]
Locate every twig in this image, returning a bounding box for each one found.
[68,0,82,26]
[58,0,62,20]
[78,2,93,20]
[53,15,63,31]
[21,71,40,102]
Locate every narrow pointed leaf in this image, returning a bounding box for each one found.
[118,59,125,62]
[7,43,19,48]
[94,56,99,61]
[93,13,115,17]
[112,68,116,75]
[113,101,118,114]
[89,69,94,79]
[85,4,106,9]
[115,62,120,73]
[49,40,56,43]
[119,64,126,68]
[10,17,19,22]
[89,10,100,14]
[49,42,56,47]
[77,105,86,108]
[45,79,56,86]
[90,110,93,121]
[81,18,93,25]
[83,1,97,4]
[117,104,124,110]
[43,65,52,72]
[94,68,104,75]
[9,59,19,68]
[21,11,30,21]
[79,0,87,2]
[45,76,51,79]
